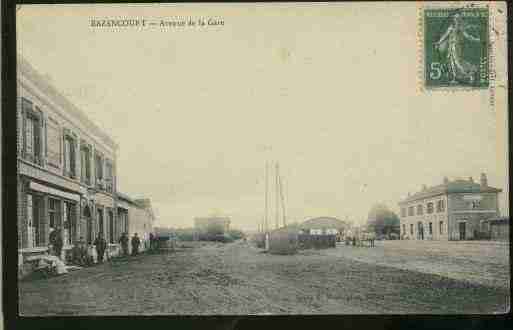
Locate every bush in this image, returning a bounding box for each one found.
[227,229,245,240]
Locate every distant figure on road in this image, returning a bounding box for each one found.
[149,232,155,252]
[131,233,141,256]
[72,236,88,265]
[49,227,63,260]
[94,233,107,263]
[119,232,129,256]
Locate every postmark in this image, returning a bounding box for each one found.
[422,6,489,89]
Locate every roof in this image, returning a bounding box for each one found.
[300,217,349,230]
[399,179,502,205]
[18,55,119,150]
[117,193,154,217]
[117,192,137,205]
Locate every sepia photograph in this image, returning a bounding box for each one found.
[14,2,509,315]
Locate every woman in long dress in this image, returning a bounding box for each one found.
[434,12,481,84]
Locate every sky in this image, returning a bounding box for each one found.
[17,3,509,231]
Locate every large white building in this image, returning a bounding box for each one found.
[398,174,502,241]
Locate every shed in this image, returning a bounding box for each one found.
[268,227,298,255]
[300,217,349,236]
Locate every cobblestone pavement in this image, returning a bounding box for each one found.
[19,240,510,315]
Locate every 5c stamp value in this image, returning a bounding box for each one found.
[423,7,489,89]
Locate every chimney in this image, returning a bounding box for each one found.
[443,176,449,184]
[480,173,488,187]
[469,176,474,183]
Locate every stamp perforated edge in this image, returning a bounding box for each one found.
[417,2,492,93]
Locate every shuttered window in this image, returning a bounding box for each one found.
[22,98,43,165]
[26,117,34,157]
[63,135,76,178]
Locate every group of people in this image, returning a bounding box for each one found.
[48,226,146,266]
[344,234,375,248]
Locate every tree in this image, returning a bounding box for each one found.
[367,204,400,238]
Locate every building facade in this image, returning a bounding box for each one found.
[117,193,156,253]
[299,217,349,236]
[17,56,154,266]
[398,174,502,241]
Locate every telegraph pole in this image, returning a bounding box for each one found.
[275,162,280,229]
[264,161,269,233]
[278,171,286,227]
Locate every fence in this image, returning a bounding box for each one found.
[298,234,336,249]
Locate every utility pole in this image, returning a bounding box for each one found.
[278,171,286,227]
[275,162,279,229]
[264,161,269,233]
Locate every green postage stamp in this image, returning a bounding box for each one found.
[423,6,489,89]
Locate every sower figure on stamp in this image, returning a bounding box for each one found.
[434,12,481,84]
[94,232,107,263]
[131,233,141,256]
[119,232,129,256]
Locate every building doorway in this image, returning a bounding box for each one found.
[417,222,424,240]
[84,206,93,244]
[108,210,114,244]
[97,208,104,237]
[459,222,466,240]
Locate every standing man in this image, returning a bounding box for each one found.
[49,227,64,260]
[131,233,141,256]
[149,232,155,252]
[94,232,107,263]
[119,232,129,256]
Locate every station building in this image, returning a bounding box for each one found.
[398,174,502,241]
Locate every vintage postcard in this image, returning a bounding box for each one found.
[14,2,508,315]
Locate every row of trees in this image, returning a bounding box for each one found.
[366,203,400,239]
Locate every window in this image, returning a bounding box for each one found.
[402,224,406,234]
[429,222,433,235]
[410,224,414,235]
[81,145,92,185]
[97,208,104,236]
[26,194,36,248]
[105,161,113,193]
[46,118,62,168]
[471,200,481,209]
[436,199,446,212]
[439,221,444,235]
[48,198,61,232]
[22,99,43,165]
[63,135,76,179]
[427,202,434,214]
[95,153,104,189]
[63,202,77,245]
[408,206,414,216]
[417,204,424,215]
[26,194,45,248]
[401,208,406,217]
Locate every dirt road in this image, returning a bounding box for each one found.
[19,240,509,315]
